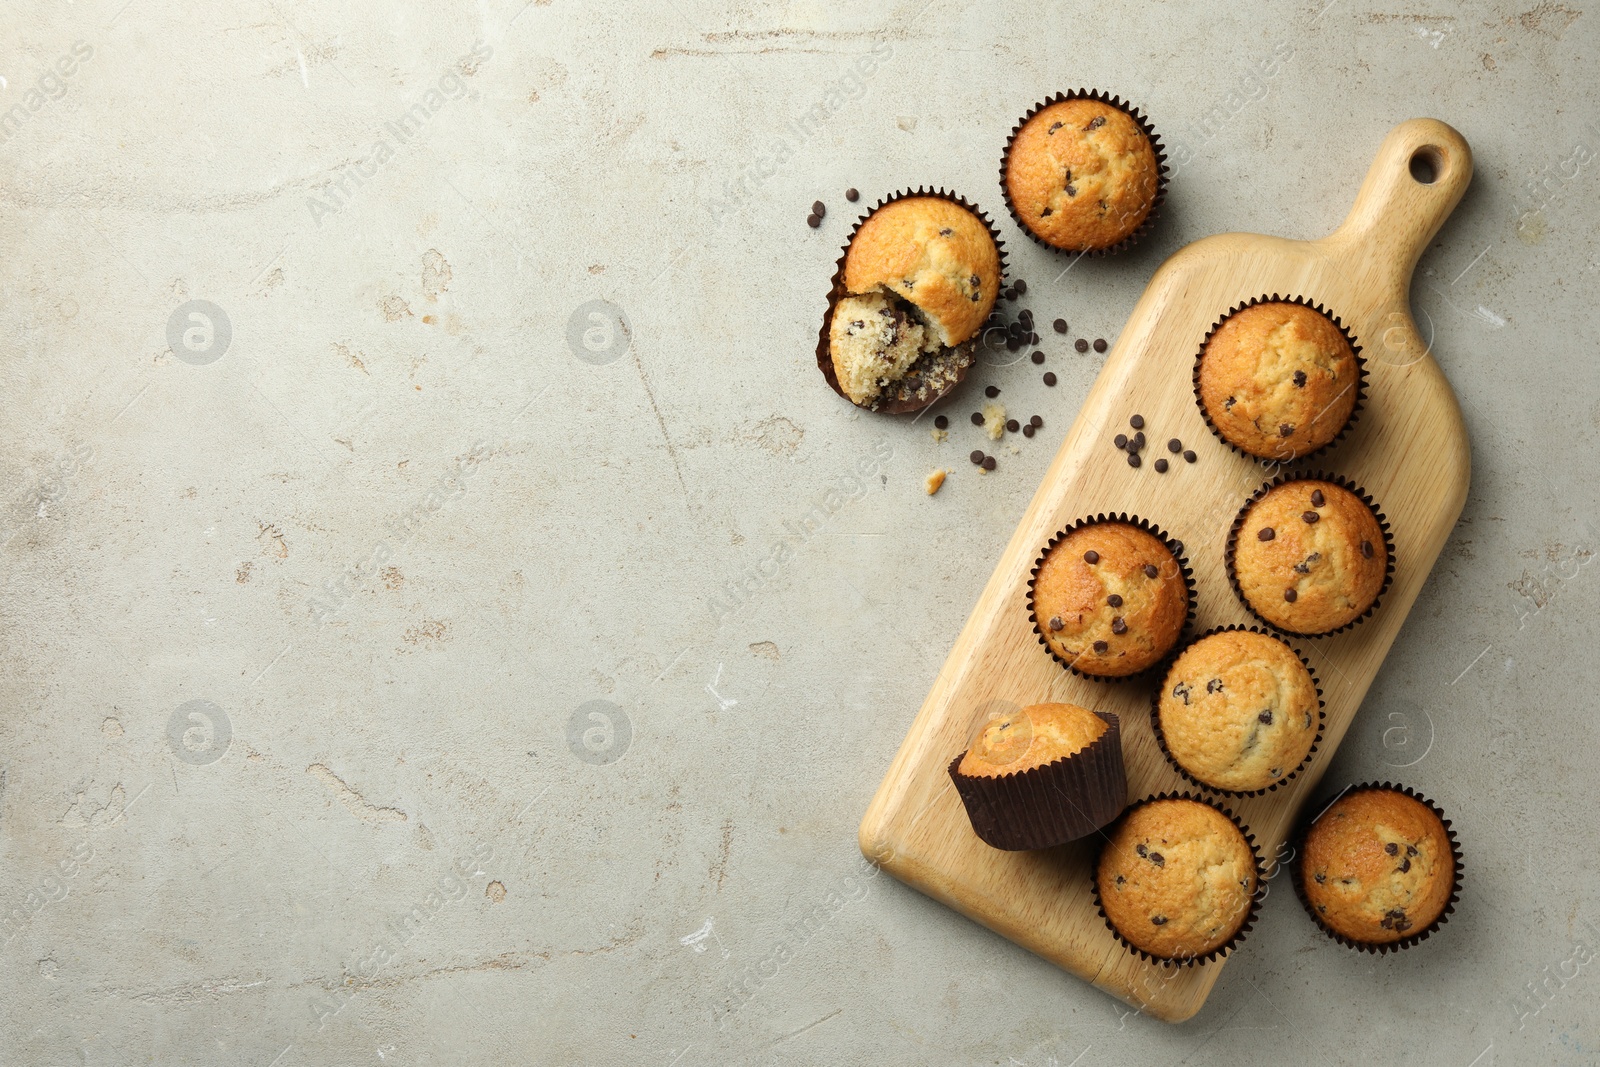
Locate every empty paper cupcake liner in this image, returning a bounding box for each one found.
[816,187,1008,415]
[1192,294,1368,467]
[1149,624,1326,799]
[1289,782,1463,954]
[947,711,1127,851]
[1224,470,1396,639]
[998,89,1169,258]
[1091,792,1266,967]
[1026,513,1196,683]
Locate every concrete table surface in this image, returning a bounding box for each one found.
[1,1,1596,1064]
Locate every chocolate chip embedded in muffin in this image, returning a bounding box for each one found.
[1197,301,1362,461]
[1031,521,1188,678]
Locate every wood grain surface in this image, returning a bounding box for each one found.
[858,119,1474,1023]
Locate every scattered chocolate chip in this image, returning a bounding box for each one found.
[1258,709,1273,724]
[1154,458,1168,473]
[1148,852,1164,867]
[845,188,859,202]
[1075,338,1089,353]
[1006,337,1021,352]
[812,200,826,217]
[1207,679,1223,693]
[1362,540,1375,558]
[1144,564,1159,579]
[1303,511,1320,524]
[1183,450,1196,463]
[1293,369,1307,387]
[1129,414,1144,430]
[934,415,948,429]
[985,385,1000,398]
[971,412,984,426]
[1284,588,1298,602]
[1111,617,1126,634]
[1004,287,1017,301]
[1054,318,1068,334]
[1127,453,1140,468]
[1311,489,1326,507]
[970,450,984,465]
[1019,310,1033,327]
[1043,372,1057,386]
[1005,419,1020,433]
[1150,914,1167,926]
[1132,432,1145,449]
[1114,433,1128,449]
[1106,594,1123,607]
[1094,338,1108,353]
[1093,640,1109,653]
[1029,332,1040,345]
[1084,550,1100,564]
[1048,615,1064,631]
[1385,842,1399,855]
[982,456,996,471]
[1168,439,1182,453]
[1023,424,1035,438]
[806,214,821,228]
[1031,350,1045,364]
[1014,279,1027,295]
[1030,415,1043,428]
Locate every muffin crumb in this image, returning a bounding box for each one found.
[925,469,947,495]
[983,401,1007,440]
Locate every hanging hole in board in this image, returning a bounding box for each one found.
[1408,146,1442,185]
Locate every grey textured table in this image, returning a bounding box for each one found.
[2,2,1597,1064]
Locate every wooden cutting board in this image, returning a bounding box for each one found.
[858,119,1472,1023]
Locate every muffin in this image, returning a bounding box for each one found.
[1030,519,1190,678]
[1229,477,1389,635]
[1095,796,1260,962]
[1002,94,1163,253]
[1155,629,1321,793]
[1296,786,1460,948]
[1197,300,1362,461]
[827,195,1001,411]
[948,703,1127,851]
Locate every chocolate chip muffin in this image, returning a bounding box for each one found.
[1003,95,1162,253]
[1230,478,1388,635]
[1197,301,1362,461]
[1096,797,1259,962]
[957,702,1108,777]
[829,195,1001,411]
[1030,520,1189,678]
[1297,786,1458,947]
[1156,630,1320,793]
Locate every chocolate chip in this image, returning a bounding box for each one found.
[970,450,984,465]
[1311,489,1325,507]
[1258,709,1273,724]
[1031,350,1045,364]
[1225,396,1237,409]
[1136,844,1148,857]
[1030,415,1043,428]
[1132,432,1145,449]
[1148,852,1164,867]
[935,415,948,429]
[1385,842,1399,855]
[1093,640,1109,653]
[1094,338,1108,353]
[1407,844,1418,856]
[1314,872,1325,884]
[1183,450,1196,463]
[1172,682,1191,705]
[812,200,826,217]
[1303,511,1320,524]
[970,274,980,289]
[939,227,953,236]
[1084,550,1100,564]
[1111,617,1126,634]
[1207,678,1223,693]
[1114,434,1128,449]
[1014,279,1027,295]
[806,213,821,228]
[982,456,996,471]
[985,385,1000,398]
[1030,332,1040,344]
[1115,874,1125,885]
[1284,588,1298,602]
[1293,369,1307,387]
[1006,337,1021,352]
[1154,458,1168,473]
[971,412,984,426]
[1143,564,1159,579]
[1362,540,1374,558]
[1258,527,1275,541]
[1398,857,1412,873]
[1048,121,1062,134]
[1106,594,1123,607]
[1168,439,1182,453]
[1085,115,1106,130]
[845,188,859,202]
[1054,318,1068,334]
[1043,373,1057,386]
[1279,423,1293,437]
[1024,424,1037,438]
[1075,338,1089,353]
[1048,615,1063,631]
[1150,914,1167,926]
[1127,453,1140,468]
[1005,419,1020,433]
[1004,287,1017,301]
[1129,414,1144,430]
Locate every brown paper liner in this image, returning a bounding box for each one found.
[1091,792,1266,966]
[1026,513,1196,683]
[998,90,1168,258]
[1224,471,1396,639]
[1149,625,1326,798]
[1191,295,1368,466]
[1289,782,1463,954]
[948,711,1127,851]
[816,188,1008,415]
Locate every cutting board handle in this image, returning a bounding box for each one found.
[1325,118,1472,290]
